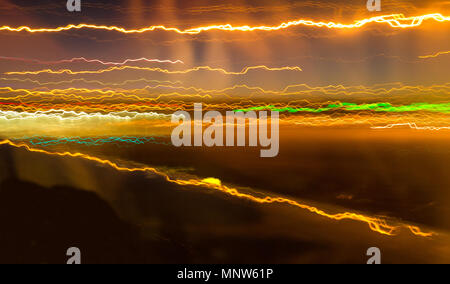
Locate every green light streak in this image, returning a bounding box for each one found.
[234,102,450,114]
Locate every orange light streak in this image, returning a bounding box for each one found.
[0,13,448,35]
[418,50,450,59]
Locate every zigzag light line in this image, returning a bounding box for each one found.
[0,13,449,35]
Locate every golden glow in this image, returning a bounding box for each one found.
[0,86,449,130]
[202,178,222,186]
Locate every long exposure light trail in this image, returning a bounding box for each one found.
[235,103,450,114]
[5,65,303,76]
[1,0,448,264]
[2,83,450,98]
[418,51,450,59]
[0,56,184,65]
[371,123,450,131]
[0,13,449,35]
[16,136,170,147]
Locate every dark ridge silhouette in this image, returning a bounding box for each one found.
[0,147,17,181]
[0,179,191,264]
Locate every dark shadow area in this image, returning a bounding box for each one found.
[0,145,447,264]
[0,178,194,264]
[0,178,329,264]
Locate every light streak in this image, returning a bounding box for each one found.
[0,87,449,129]
[418,51,450,59]
[15,136,170,147]
[0,78,183,87]
[408,226,435,237]
[235,103,450,114]
[0,101,184,113]
[2,82,450,101]
[0,87,215,106]
[0,109,173,122]
[5,65,303,76]
[0,13,449,34]
[3,100,450,116]
[371,123,450,131]
[0,56,184,65]
[0,138,431,237]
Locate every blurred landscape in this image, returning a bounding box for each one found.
[0,0,450,263]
